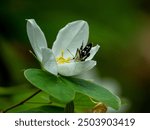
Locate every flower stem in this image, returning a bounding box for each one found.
[2,89,41,113]
[64,101,74,113]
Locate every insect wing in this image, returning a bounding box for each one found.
[80,43,92,61]
[83,43,92,53]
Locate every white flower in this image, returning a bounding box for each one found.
[26,19,100,76]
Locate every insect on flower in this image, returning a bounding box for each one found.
[73,43,93,62]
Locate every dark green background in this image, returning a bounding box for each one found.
[0,0,150,112]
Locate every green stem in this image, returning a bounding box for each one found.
[2,89,41,113]
[64,101,74,113]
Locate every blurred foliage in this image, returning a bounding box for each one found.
[0,0,150,112]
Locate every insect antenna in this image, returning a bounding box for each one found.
[67,49,75,58]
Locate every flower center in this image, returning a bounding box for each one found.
[56,50,71,64]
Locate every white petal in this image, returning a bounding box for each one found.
[86,45,100,60]
[58,60,96,76]
[41,48,58,76]
[27,19,47,62]
[52,20,89,58]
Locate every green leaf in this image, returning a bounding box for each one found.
[49,93,95,113]
[24,69,75,103]
[24,69,121,110]
[74,93,95,112]
[63,77,121,110]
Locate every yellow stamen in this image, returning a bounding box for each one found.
[56,50,71,64]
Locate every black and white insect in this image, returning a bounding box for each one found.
[73,43,92,61]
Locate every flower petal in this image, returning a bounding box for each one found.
[86,45,100,60]
[27,19,47,62]
[58,60,96,76]
[52,20,89,58]
[41,48,58,76]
